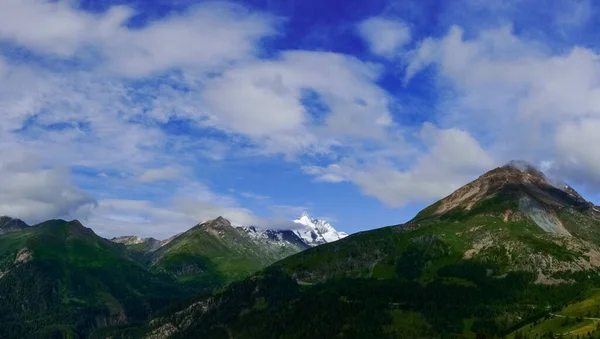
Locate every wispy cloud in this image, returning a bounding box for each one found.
[138,167,181,183]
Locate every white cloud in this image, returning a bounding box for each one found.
[0,0,277,77]
[87,199,196,239]
[358,17,411,58]
[11,0,600,237]
[138,167,181,183]
[303,124,495,207]
[0,145,96,223]
[0,1,409,235]
[0,0,129,57]
[87,182,300,239]
[201,51,392,155]
[554,119,600,186]
[0,1,286,236]
[171,182,299,230]
[102,3,277,77]
[404,24,600,190]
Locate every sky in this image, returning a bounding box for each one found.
[1,0,600,239]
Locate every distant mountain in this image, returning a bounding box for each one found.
[140,161,600,339]
[0,216,28,234]
[111,235,164,249]
[109,213,346,289]
[111,235,167,260]
[0,219,182,338]
[292,211,348,246]
[147,217,309,288]
[234,211,347,248]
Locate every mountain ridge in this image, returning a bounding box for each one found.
[111,212,347,251]
[150,216,312,285]
[7,161,600,338]
[136,161,600,338]
[0,216,29,234]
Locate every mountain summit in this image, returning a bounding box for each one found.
[276,162,600,285]
[430,161,588,218]
[0,216,28,234]
[293,211,348,245]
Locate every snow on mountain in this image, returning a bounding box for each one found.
[238,226,309,252]
[111,213,346,256]
[238,212,347,248]
[292,211,348,246]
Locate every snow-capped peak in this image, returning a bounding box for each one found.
[293,212,347,246]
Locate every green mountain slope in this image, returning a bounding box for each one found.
[277,162,600,284]
[509,288,600,338]
[148,217,307,288]
[0,219,182,339]
[140,162,600,338]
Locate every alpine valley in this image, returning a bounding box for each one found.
[5,163,600,339]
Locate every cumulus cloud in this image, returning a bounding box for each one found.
[554,119,600,186]
[0,146,96,223]
[201,51,392,155]
[358,17,411,58]
[7,0,600,237]
[87,199,195,239]
[171,182,300,230]
[404,23,600,191]
[0,1,286,236]
[302,124,494,207]
[87,183,300,239]
[0,0,276,77]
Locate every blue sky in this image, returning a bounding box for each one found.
[0,0,600,238]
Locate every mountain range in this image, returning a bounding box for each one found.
[112,212,347,251]
[111,212,347,288]
[3,162,600,338]
[138,162,600,339]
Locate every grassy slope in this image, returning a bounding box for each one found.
[151,222,302,288]
[275,186,600,287]
[509,289,600,338]
[134,194,600,338]
[0,220,182,338]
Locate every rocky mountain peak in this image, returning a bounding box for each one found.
[434,161,589,216]
[195,216,234,236]
[214,216,229,224]
[112,235,145,245]
[0,216,29,232]
[293,212,347,245]
[479,160,548,187]
[300,211,311,219]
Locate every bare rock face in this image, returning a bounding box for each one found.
[435,161,589,216]
[111,235,165,252]
[14,247,32,265]
[398,160,600,284]
[1,247,34,279]
[0,216,29,235]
